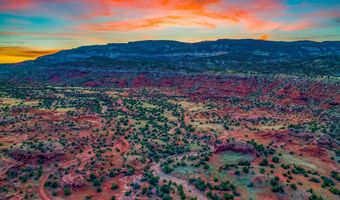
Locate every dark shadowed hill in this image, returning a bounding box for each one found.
[0,39,339,85]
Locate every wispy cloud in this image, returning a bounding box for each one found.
[76,0,287,33]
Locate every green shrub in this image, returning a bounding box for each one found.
[272,156,280,163]
[309,177,320,183]
[111,183,118,190]
[259,159,268,166]
[329,187,340,195]
[63,187,71,196]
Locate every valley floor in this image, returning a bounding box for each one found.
[0,76,339,200]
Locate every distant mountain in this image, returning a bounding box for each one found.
[35,39,340,63]
[0,39,339,85]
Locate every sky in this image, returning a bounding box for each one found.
[0,0,339,63]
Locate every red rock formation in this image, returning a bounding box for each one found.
[61,174,87,188]
[214,141,255,153]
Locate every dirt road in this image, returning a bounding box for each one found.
[148,125,211,200]
[38,159,80,200]
[150,161,208,200]
[39,168,56,200]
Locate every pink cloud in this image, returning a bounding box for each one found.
[1,0,338,39]
[0,0,37,11]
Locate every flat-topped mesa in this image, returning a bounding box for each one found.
[35,39,340,64]
[1,39,339,81]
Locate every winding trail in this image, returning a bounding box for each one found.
[39,168,56,200]
[38,160,80,200]
[118,136,130,153]
[148,125,211,200]
[150,160,208,200]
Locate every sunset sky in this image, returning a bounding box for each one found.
[0,0,339,63]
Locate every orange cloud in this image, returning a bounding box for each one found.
[94,0,219,11]
[1,0,286,33]
[0,46,60,63]
[160,0,219,10]
[85,15,216,31]
[79,0,285,32]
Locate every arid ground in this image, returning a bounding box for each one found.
[0,74,339,200]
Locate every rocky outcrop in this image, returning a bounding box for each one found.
[61,174,87,188]
[8,148,64,160]
[289,132,335,147]
[313,134,334,147]
[7,142,64,162]
[214,141,255,153]
[288,132,315,140]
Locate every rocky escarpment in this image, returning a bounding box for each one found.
[214,141,256,154]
